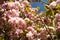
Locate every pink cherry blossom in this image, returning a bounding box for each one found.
[21,9,25,12]
[8,17,19,24]
[19,0,22,3]
[56,0,60,3]
[12,1,20,9]
[56,22,60,27]
[2,2,21,9]
[49,1,57,8]
[32,30,37,35]
[29,14,34,20]
[15,29,23,35]
[26,31,33,38]
[4,9,20,19]
[40,27,47,40]
[27,27,34,31]
[27,27,37,35]
[23,0,30,6]
[27,12,34,20]
[19,3,25,9]
[2,2,14,9]
[8,17,27,28]
[55,13,60,21]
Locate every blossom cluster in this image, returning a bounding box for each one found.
[0,0,60,40]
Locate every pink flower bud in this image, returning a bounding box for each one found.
[49,1,57,8]
[56,0,60,3]
[56,22,60,27]
[15,29,23,35]
[55,13,60,21]
[23,0,29,5]
[27,27,34,31]
[19,4,25,9]
[26,31,33,38]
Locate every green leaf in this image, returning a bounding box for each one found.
[45,5,50,11]
[9,0,13,2]
[56,4,60,9]
[0,37,4,40]
[47,0,55,4]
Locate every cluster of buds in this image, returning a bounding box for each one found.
[0,0,60,40]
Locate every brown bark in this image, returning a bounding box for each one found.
[0,0,4,5]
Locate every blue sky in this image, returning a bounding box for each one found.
[31,0,47,12]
